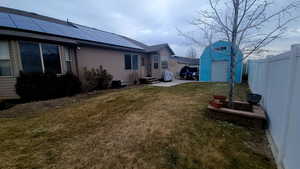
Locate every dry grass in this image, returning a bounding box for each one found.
[0,83,276,169]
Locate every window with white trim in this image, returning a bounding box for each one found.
[124,54,139,70]
[161,60,168,69]
[64,47,72,73]
[0,40,11,76]
[19,41,62,74]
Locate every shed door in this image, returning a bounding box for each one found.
[211,61,228,82]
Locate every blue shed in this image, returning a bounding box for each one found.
[199,41,243,83]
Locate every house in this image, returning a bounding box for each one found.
[166,56,199,78]
[199,41,243,83]
[0,7,175,99]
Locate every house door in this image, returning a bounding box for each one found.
[146,56,152,77]
[147,63,152,76]
[211,61,228,82]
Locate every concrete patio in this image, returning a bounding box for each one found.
[151,79,195,87]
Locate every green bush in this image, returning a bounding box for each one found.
[15,72,81,101]
[83,66,113,91]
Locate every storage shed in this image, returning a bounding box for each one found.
[199,41,243,83]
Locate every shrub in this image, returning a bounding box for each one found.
[83,66,113,91]
[15,72,81,101]
[59,73,82,96]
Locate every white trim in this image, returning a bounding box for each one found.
[124,53,139,70]
[39,43,45,73]
[58,45,64,74]
[0,40,12,77]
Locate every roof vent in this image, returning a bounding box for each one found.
[67,19,78,28]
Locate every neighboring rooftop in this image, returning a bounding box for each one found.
[0,6,174,53]
[145,43,175,55]
[170,56,199,65]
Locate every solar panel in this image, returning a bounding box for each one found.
[32,18,64,36]
[9,14,44,33]
[20,16,91,40]
[76,24,143,49]
[56,24,91,40]
[0,12,143,49]
[0,13,16,28]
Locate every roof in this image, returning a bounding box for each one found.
[170,56,199,65]
[145,43,175,55]
[201,41,243,61]
[0,7,175,54]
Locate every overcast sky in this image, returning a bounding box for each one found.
[1,0,300,57]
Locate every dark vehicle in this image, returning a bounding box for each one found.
[180,66,199,80]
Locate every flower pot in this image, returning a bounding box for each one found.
[210,100,223,108]
[247,93,262,105]
[213,95,227,102]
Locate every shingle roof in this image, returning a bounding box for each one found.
[170,56,199,65]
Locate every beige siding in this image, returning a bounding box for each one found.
[150,47,173,79]
[77,46,146,84]
[0,77,18,99]
[159,48,172,60]
[168,59,186,78]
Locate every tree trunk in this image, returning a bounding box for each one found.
[228,46,236,107]
[228,0,239,107]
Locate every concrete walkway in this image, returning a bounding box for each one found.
[151,79,195,87]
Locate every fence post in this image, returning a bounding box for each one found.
[278,44,300,166]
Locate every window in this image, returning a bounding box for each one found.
[19,41,43,73]
[0,41,11,76]
[42,44,61,74]
[132,55,138,70]
[153,55,159,69]
[64,47,72,73]
[124,54,139,70]
[161,60,168,69]
[125,54,132,69]
[19,41,62,74]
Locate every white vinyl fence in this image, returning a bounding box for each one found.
[248,44,300,169]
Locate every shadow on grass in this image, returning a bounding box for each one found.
[0,99,26,111]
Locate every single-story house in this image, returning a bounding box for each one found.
[199,41,243,83]
[166,56,199,78]
[0,7,175,99]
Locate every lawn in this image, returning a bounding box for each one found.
[0,83,276,169]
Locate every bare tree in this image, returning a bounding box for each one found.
[186,47,198,58]
[183,0,299,105]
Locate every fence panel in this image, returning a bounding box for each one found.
[248,44,300,169]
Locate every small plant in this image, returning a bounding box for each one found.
[83,66,113,91]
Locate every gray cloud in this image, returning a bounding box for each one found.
[1,0,299,57]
